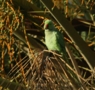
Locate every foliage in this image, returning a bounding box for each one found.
[0,0,95,90]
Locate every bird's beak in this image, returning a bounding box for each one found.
[44,24,48,29]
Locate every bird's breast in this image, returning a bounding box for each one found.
[45,30,58,50]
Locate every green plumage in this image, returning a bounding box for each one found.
[44,19,67,60]
[44,20,80,83]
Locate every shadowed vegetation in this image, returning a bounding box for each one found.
[0,0,95,90]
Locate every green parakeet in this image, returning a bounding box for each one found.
[44,19,67,60]
[43,19,81,83]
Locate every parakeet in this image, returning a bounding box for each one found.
[44,19,67,61]
[43,19,81,83]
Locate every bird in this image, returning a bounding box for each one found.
[43,19,81,83]
[43,19,67,61]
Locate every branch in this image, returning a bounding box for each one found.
[40,0,95,70]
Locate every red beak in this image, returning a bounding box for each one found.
[44,24,48,29]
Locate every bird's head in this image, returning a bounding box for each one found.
[43,19,55,30]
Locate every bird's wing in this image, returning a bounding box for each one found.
[56,30,66,54]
